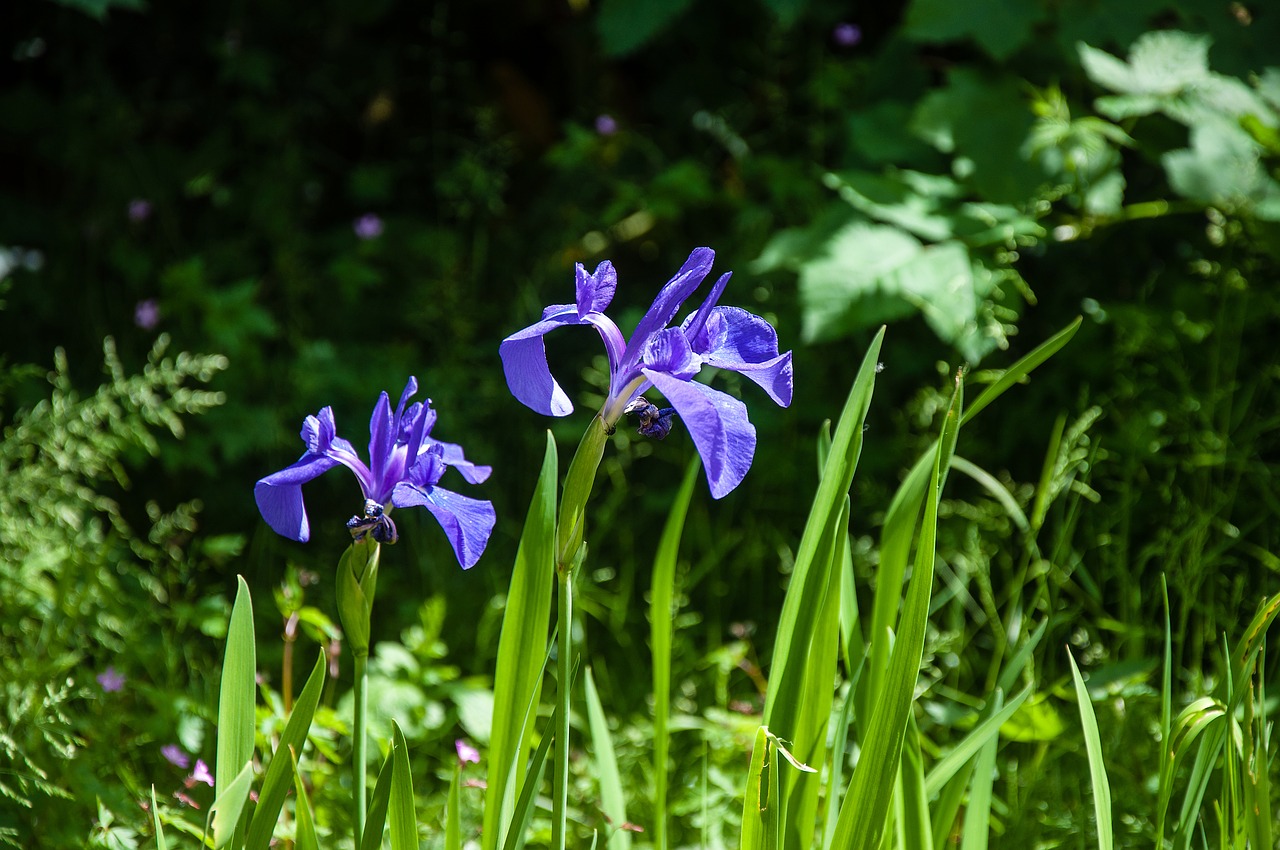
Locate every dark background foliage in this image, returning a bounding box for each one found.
[3,0,1279,845]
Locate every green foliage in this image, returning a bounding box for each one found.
[0,336,229,846]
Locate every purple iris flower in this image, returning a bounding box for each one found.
[254,378,496,569]
[500,247,793,498]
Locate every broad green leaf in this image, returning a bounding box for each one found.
[246,650,328,850]
[1163,116,1280,215]
[484,432,557,850]
[584,668,629,850]
[388,722,418,850]
[289,748,319,850]
[596,0,694,57]
[210,761,254,849]
[1078,31,1211,97]
[903,0,1044,60]
[1068,652,1113,850]
[650,455,701,850]
[799,223,922,342]
[830,369,960,850]
[910,69,1046,203]
[151,786,167,850]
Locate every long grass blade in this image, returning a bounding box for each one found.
[584,667,629,850]
[388,721,418,850]
[740,726,769,850]
[899,714,932,850]
[763,329,884,847]
[211,761,254,849]
[1068,650,1113,850]
[246,649,328,850]
[830,369,961,850]
[485,432,559,850]
[446,764,462,850]
[651,455,701,850]
[923,686,1029,797]
[213,576,255,848]
[151,786,167,850]
[958,690,1003,850]
[289,747,319,850]
[501,706,555,850]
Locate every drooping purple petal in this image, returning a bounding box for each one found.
[499,308,583,416]
[642,369,757,499]
[616,248,715,380]
[689,307,794,407]
[391,483,497,569]
[254,453,342,542]
[576,261,617,317]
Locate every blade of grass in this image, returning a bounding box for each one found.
[289,747,319,850]
[211,761,254,849]
[819,686,855,850]
[830,369,961,850]
[388,721,417,850]
[1156,575,1174,843]
[584,667,629,850]
[1068,650,1113,850]
[923,686,1029,797]
[151,786,167,850]
[900,714,932,850]
[485,432,559,850]
[361,745,395,850]
[958,690,1003,850]
[764,329,884,847]
[500,705,555,850]
[651,455,701,850]
[740,726,769,850]
[446,764,462,850]
[246,650,328,850]
[213,576,255,849]
[869,318,1080,694]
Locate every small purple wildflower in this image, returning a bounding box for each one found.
[97,667,125,692]
[188,760,214,787]
[500,248,793,499]
[455,739,481,765]
[353,213,384,240]
[128,199,153,223]
[161,744,191,769]
[134,298,160,330]
[595,114,618,136]
[832,22,863,48]
[254,377,496,568]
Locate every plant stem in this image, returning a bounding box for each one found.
[354,650,369,843]
[552,568,573,850]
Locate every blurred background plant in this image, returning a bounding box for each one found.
[2,0,1278,845]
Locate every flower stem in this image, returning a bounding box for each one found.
[552,567,573,850]
[353,649,369,842]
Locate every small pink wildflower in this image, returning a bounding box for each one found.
[455,739,481,765]
[97,667,125,692]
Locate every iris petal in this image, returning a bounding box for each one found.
[575,261,617,316]
[499,309,581,416]
[391,483,497,569]
[254,454,341,542]
[641,369,756,499]
[690,307,794,407]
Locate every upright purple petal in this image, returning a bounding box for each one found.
[366,390,396,494]
[691,307,794,407]
[641,370,757,499]
[643,328,702,380]
[617,248,715,378]
[575,261,617,316]
[681,272,732,341]
[391,483,496,569]
[255,453,342,541]
[500,309,583,416]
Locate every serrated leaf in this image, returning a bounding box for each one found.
[1078,31,1211,96]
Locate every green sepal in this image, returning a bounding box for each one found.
[336,538,380,656]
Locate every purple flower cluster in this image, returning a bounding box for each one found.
[255,378,495,568]
[500,248,792,498]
